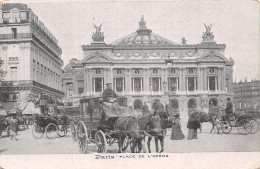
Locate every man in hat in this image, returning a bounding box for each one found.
[142,102,150,115]
[103,83,118,103]
[153,100,164,115]
[225,98,233,116]
[39,92,48,115]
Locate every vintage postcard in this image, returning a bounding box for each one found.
[0,0,259,168]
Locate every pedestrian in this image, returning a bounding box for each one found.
[142,102,150,114]
[9,116,18,141]
[170,113,185,140]
[187,111,201,140]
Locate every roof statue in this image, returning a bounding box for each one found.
[181,37,187,45]
[92,23,105,42]
[136,16,152,35]
[202,23,215,42]
[138,15,147,30]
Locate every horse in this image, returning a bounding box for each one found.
[147,111,171,153]
[114,113,154,153]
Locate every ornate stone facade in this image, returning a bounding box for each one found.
[62,17,234,117]
[0,3,64,107]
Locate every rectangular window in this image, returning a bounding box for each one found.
[114,78,124,92]
[187,77,195,91]
[208,76,218,91]
[78,81,84,94]
[11,28,17,39]
[150,77,161,91]
[10,67,17,80]
[67,83,73,98]
[132,77,143,92]
[93,78,103,92]
[168,77,179,91]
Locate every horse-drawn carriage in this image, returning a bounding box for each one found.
[209,107,259,135]
[32,104,70,139]
[71,96,169,154]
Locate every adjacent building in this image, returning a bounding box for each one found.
[0,3,64,110]
[233,79,260,110]
[62,16,234,115]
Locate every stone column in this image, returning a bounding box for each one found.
[143,68,148,91]
[85,68,93,92]
[63,83,67,98]
[222,68,225,91]
[182,68,186,91]
[0,11,3,23]
[218,68,221,91]
[197,68,201,91]
[179,68,183,91]
[204,68,207,91]
[125,68,131,92]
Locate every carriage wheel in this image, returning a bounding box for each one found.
[122,136,129,151]
[70,124,77,142]
[32,123,44,139]
[77,121,89,154]
[250,120,259,134]
[213,122,223,134]
[57,124,66,137]
[221,121,232,134]
[45,123,58,139]
[95,130,107,153]
[237,119,252,135]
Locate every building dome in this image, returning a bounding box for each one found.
[111,16,178,47]
[226,57,234,66]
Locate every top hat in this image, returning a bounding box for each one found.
[173,113,180,116]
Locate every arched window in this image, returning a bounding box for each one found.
[209,98,218,107]
[188,99,196,109]
[170,99,179,109]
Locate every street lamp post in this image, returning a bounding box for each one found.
[238,81,244,109]
[165,55,173,93]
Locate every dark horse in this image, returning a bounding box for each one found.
[147,111,171,153]
[114,113,154,153]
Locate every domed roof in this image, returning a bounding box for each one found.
[111,16,179,47]
[226,57,234,66]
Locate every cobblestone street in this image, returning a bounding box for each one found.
[1,122,259,154]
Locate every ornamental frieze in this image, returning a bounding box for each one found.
[112,49,197,59]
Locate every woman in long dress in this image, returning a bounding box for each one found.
[170,113,185,140]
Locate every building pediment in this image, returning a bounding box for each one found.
[199,51,226,62]
[83,53,113,64]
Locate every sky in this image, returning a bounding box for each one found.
[17,0,259,82]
